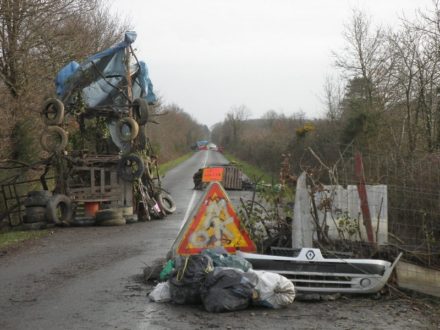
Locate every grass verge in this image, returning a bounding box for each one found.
[223,153,274,184]
[0,229,50,250]
[159,152,194,176]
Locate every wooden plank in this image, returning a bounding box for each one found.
[100,169,105,194]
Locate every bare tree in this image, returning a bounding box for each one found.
[224,104,251,146]
[333,9,391,110]
[0,0,130,159]
[395,1,440,152]
[0,0,95,99]
[322,75,344,121]
[387,25,421,153]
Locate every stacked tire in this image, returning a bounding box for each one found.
[113,99,145,147]
[121,206,138,224]
[95,208,126,226]
[23,191,74,229]
[40,98,68,153]
[22,190,53,230]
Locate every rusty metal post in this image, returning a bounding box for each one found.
[355,152,375,244]
[125,47,133,115]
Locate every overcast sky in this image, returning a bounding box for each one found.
[110,0,432,127]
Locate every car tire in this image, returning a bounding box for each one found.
[98,217,126,226]
[116,117,139,142]
[46,194,73,225]
[20,221,49,231]
[157,192,176,214]
[41,98,65,126]
[71,216,96,227]
[125,214,138,224]
[24,206,47,223]
[132,98,149,125]
[95,209,123,223]
[40,126,68,153]
[120,206,133,217]
[117,154,144,181]
[24,190,52,207]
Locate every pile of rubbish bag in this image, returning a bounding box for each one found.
[148,248,296,313]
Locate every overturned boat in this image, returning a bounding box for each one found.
[237,248,402,294]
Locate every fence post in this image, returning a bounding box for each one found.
[354,152,375,244]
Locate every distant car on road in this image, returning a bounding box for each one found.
[207,143,217,151]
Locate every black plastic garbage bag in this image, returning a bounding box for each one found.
[201,267,257,313]
[202,248,253,271]
[169,254,214,304]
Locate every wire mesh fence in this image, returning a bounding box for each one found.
[298,145,440,270]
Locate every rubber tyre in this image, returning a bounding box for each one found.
[41,98,65,125]
[125,214,138,224]
[20,221,48,231]
[24,206,47,223]
[98,217,126,226]
[116,117,139,142]
[133,98,149,125]
[40,126,68,153]
[46,194,73,225]
[117,154,144,182]
[71,216,96,227]
[95,209,123,223]
[25,190,52,207]
[157,192,176,214]
[27,190,52,198]
[144,159,153,180]
[120,206,133,217]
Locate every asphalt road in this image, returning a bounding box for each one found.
[1,150,439,330]
[0,150,231,330]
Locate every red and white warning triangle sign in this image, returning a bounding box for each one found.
[173,181,256,255]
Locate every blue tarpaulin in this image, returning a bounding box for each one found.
[55,31,157,108]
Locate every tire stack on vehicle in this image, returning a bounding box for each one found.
[33,97,176,228]
[114,98,151,183]
[40,98,68,154]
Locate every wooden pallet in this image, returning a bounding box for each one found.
[222,166,243,190]
[67,165,132,206]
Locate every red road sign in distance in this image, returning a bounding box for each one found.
[176,182,256,255]
[202,167,224,182]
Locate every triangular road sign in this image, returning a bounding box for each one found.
[173,181,256,255]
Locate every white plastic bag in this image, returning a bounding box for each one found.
[251,270,295,308]
[149,281,171,303]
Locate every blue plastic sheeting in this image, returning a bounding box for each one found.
[55,61,79,96]
[55,31,157,108]
[138,61,156,104]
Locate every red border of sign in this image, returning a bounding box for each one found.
[177,183,256,255]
